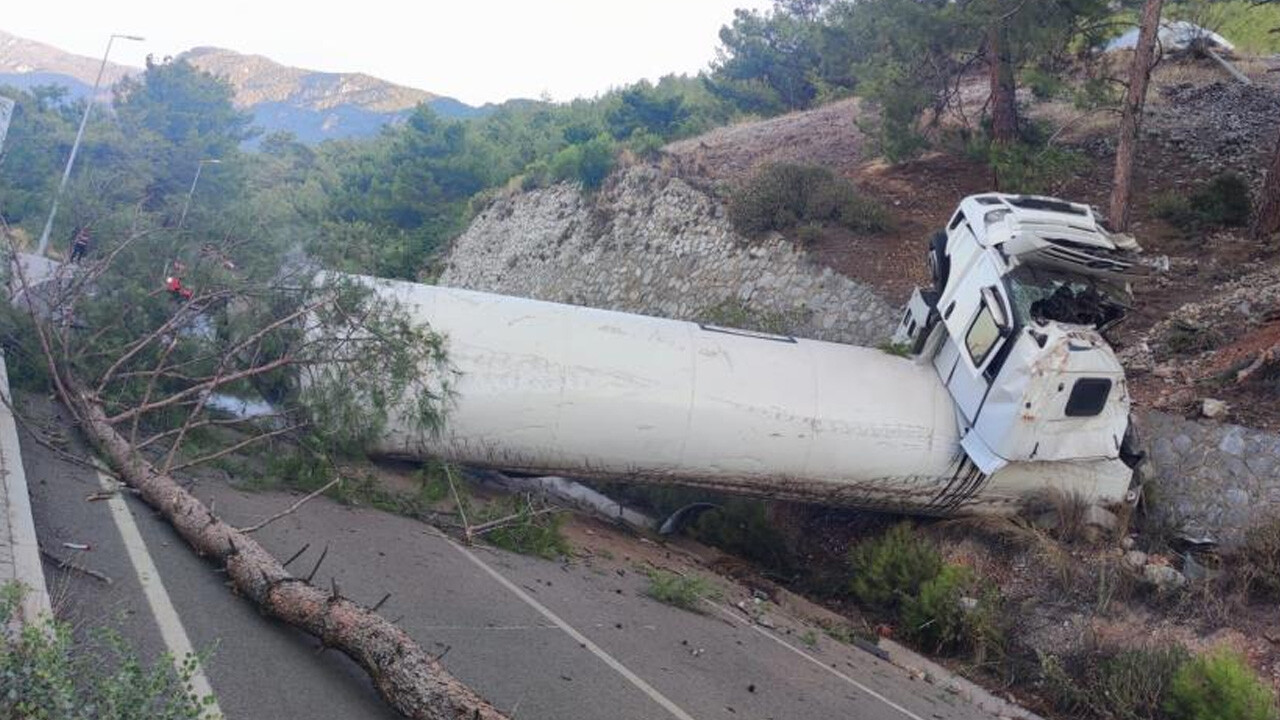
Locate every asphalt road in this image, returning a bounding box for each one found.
[21,397,995,720]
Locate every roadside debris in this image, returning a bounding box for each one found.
[39,546,111,584]
[1201,398,1229,419]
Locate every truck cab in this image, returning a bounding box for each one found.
[893,194,1143,475]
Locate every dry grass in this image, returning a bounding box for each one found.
[1235,514,1280,602]
[1022,488,1107,545]
[1147,60,1237,99]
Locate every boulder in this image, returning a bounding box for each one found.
[1143,563,1188,590]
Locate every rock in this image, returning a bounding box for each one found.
[1180,553,1220,582]
[1121,536,1136,550]
[1124,550,1149,569]
[1152,365,1176,379]
[1201,398,1229,419]
[1084,505,1119,531]
[439,165,898,348]
[1143,563,1188,590]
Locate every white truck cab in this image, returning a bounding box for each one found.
[893,194,1144,475]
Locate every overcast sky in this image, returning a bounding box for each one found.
[6,0,774,105]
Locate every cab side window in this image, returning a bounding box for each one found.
[965,302,1001,368]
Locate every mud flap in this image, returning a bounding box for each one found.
[960,427,1008,475]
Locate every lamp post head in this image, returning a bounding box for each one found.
[116,34,146,41]
[203,159,222,165]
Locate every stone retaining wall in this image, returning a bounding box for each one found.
[1139,410,1280,547]
[440,166,898,347]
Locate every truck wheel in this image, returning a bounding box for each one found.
[928,231,949,293]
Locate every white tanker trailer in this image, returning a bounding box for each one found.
[359,193,1145,515]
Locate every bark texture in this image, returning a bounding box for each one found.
[1109,0,1164,232]
[988,22,1019,146]
[1255,129,1280,240]
[60,380,508,720]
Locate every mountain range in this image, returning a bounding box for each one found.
[0,30,498,142]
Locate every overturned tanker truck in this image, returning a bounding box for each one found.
[353,193,1147,516]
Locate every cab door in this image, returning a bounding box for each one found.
[947,286,1011,424]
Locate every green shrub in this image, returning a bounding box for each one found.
[1165,649,1278,720]
[520,159,551,190]
[1164,320,1223,355]
[1041,645,1190,720]
[549,134,617,190]
[1100,646,1192,720]
[728,163,887,238]
[1152,191,1196,229]
[0,583,217,720]
[681,497,796,575]
[625,129,665,160]
[1072,76,1122,111]
[1194,173,1252,227]
[1022,66,1066,100]
[479,500,569,560]
[695,298,803,337]
[899,565,1005,661]
[803,176,888,232]
[899,564,972,652]
[1155,173,1252,232]
[645,570,719,612]
[985,141,1087,196]
[848,523,942,611]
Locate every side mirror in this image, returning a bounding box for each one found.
[981,286,1010,330]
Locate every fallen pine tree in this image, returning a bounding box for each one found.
[57,375,508,720]
[5,223,509,720]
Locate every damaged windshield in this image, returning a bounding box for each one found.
[1006,264,1129,329]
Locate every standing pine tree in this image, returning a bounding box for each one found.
[1109,0,1164,232]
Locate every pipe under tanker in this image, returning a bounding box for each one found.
[358,277,1132,515]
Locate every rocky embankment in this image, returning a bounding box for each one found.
[440,165,898,347]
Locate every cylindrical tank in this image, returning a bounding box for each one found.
[364,278,1132,514]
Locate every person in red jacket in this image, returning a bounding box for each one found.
[165,275,192,301]
[165,261,193,301]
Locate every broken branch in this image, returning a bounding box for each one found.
[238,476,341,534]
[468,507,562,539]
[39,546,113,584]
[167,424,302,475]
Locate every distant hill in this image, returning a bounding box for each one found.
[0,30,494,142]
[179,46,434,113]
[0,30,134,92]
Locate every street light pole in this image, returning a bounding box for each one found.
[35,33,144,256]
[178,159,221,228]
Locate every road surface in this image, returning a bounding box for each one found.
[21,395,997,720]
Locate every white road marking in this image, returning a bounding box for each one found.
[415,624,559,631]
[442,535,700,720]
[98,472,223,716]
[705,600,928,720]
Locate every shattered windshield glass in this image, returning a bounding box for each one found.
[1006,264,1128,329]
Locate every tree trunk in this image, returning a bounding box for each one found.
[59,378,509,720]
[1109,0,1164,233]
[988,22,1019,146]
[1254,129,1280,240]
